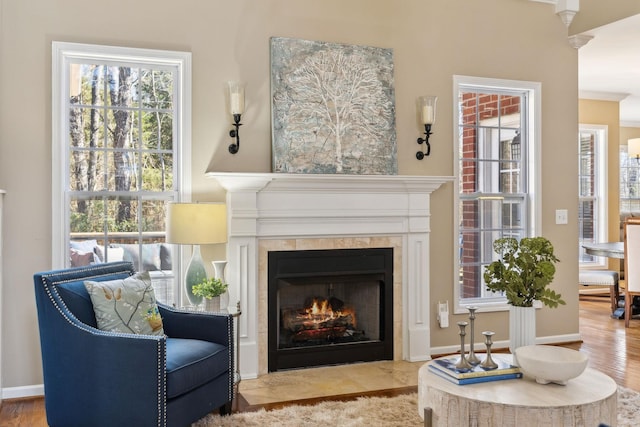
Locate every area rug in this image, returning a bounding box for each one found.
[194,387,639,427]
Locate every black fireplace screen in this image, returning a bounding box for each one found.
[268,247,393,371]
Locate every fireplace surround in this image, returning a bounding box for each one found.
[207,172,452,378]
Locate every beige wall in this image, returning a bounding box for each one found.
[0,0,623,390]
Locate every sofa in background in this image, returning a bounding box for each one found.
[70,239,175,303]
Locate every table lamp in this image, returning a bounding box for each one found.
[166,202,227,306]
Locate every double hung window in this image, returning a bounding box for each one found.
[454,76,540,311]
[578,125,608,267]
[52,42,192,305]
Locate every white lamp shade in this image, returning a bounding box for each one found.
[166,203,227,245]
[629,138,640,159]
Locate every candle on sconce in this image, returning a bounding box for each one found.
[418,95,437,125]
[228,81,245,115]
[416,95,437,160]
[422,105,434,124]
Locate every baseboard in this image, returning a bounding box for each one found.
[2,384,44,400]
[430,333,582,357]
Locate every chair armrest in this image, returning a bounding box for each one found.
[158,303,233,345]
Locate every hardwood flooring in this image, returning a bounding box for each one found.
[1,295,638,426]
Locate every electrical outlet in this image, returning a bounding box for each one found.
[437,301,449,328]
[555,209,568,225]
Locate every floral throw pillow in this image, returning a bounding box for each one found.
[84,271,164,336]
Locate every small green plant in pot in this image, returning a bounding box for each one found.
[192,277,228,299]
[483,236,565,308]
[192,277,228,311]
[484,236,565,363]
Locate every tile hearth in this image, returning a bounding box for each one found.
[238,360,422,407]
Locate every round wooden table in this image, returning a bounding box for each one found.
[418,354,617,426]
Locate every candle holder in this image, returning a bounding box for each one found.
[228,113,242,154]
[467,306,480,365]
[227,81,245,154]
[455,321,473,371]
[416,124,432,160]
[480,331,499,370]
[416,95,437,160]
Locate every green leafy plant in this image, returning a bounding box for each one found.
[192,277,228,299]
[483,237,566,308]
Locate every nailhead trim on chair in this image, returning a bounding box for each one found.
[39,262,167,427]
[227,313,234,404]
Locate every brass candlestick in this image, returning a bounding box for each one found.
[455,321,472,371]
[467,306,480,365]
[480,331,499,370]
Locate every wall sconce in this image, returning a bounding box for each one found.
[227,81,245,154]
[629,138,640,163]
[416,95,437,160]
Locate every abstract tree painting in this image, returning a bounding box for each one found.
[271,37,397,175]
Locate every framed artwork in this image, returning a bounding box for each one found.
[271,37,397,175]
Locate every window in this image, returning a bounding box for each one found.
[621,144,640,213]
[578,125,608,268]
[454,75,541,312]
[52,42,192,305]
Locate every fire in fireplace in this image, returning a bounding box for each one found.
[268,247,393,371]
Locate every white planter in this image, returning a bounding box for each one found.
[509,305,536,366]
[204,296,221,312]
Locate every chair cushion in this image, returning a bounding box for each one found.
[166,338,229,399]
[84,271,165,336]
[579,270,619,286]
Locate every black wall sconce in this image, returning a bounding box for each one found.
[416,95,437,160]
[228,81,245,154]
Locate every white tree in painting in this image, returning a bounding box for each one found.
[273,43,395,174]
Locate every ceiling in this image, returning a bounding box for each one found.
[578,14,640,127]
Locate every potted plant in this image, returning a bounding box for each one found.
[192,277,229,312]
[483,236,565,362]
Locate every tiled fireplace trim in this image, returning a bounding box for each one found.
[207,172,453,378]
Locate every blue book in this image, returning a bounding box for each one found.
[431,355,520,379]
[428,365,523,385]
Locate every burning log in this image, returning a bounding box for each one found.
[281,296,358,341]
[282,309,355,332]
[291,326,348,342]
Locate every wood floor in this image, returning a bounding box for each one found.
[1,295,638,426]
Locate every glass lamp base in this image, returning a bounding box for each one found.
[185,245,207,306]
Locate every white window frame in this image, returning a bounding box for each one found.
[578,124,608,269]
[453,75,542,314]
[51,42,192,302]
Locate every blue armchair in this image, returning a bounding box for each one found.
[34,262,234,427]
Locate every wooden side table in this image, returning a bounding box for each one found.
[418,354,617,427]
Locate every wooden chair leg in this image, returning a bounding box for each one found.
[611,283,620,314]
[625,292,632,328]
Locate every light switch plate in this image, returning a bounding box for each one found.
[555,209,568,225]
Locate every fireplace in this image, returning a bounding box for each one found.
[268,248,394,371]
[206,172,452,378]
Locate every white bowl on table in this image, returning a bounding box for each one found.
[514,345,588,385]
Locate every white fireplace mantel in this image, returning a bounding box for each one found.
[207,172,453,378]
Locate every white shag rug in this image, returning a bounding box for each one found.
[193,387,639,427]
